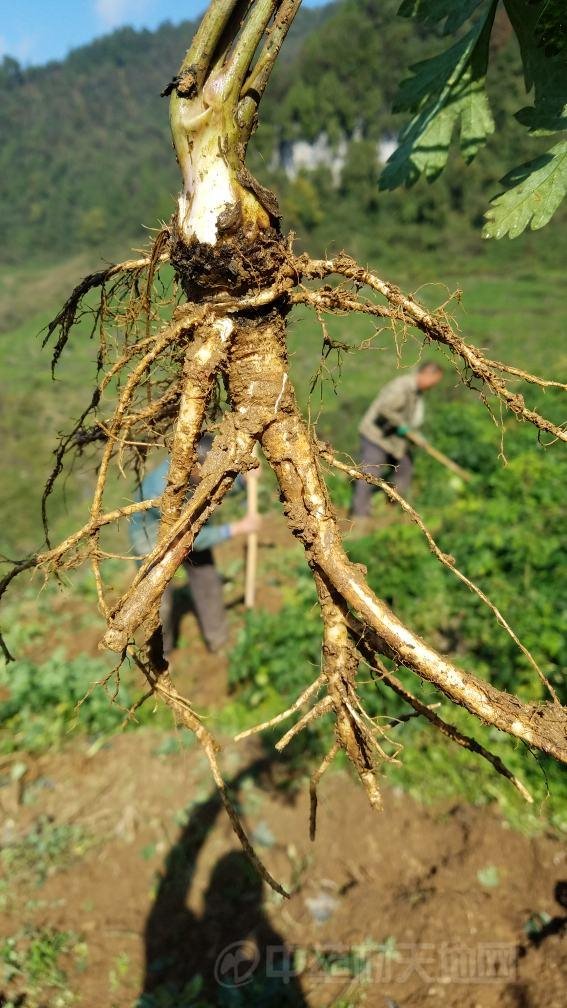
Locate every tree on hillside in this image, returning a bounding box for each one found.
[1,0,566,892]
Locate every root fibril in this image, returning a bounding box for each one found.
[275,695,333,751]
[309,741,340,841]
[234,672,325,741]
[133,656,289,898]
[358,643,533,804]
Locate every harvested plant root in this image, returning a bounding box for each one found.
[1,0,566,892]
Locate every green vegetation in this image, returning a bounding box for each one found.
[0,641,171,754]
[228,396,567,834]
[381,1,567,237]
[0,6,329,265]
[0,650,128,754]
[1,925,85,1007]
[1,816,93,887]
[0,574,173,754]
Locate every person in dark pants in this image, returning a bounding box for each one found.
[352,362,443,516]
[129,436,260,655]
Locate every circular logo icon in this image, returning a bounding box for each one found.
[214,940,260,988]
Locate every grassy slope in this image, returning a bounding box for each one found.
[288,254,567,454]
[0,293,101,555]
[0,6,331,265]
[1,236,565,557]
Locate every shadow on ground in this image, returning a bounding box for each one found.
[140,759,307,1007]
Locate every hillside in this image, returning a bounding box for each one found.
[2,0,565,269]
[0,5,331,265]
[1,0,566,558]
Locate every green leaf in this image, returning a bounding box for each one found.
[491,3,567,234]
[380,5,497,190]
[516,104,567,136]
[504,0,567,121]
[533,0,567,57]
[398,0,485,35]
[483,140,567,238]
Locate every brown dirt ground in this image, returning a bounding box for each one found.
[1,513,565,1007]
[1,733,565,1008]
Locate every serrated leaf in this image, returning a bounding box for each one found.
[504,0,567,114]
[532,0,567,57]
[393,31,479,115]
[380,6,496,190]
[516,104,567,135]
[398,0,485,35]
[383,78,494,187]
[483,140,567,238]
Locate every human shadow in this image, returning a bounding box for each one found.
[527,880,567,948]
[141,758,307,1006]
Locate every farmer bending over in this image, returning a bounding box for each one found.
[352,362,443,516]
[129,435,260,656]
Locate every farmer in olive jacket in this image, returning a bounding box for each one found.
[352,362,443,516]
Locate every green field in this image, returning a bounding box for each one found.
[2,235,565,557]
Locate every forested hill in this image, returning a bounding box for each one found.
[0,4,331,265]
[1,0,564,266]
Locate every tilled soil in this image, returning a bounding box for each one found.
[1,513,565,1006]
[0,729,565,1008]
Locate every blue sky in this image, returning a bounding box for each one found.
[1,1,329,66]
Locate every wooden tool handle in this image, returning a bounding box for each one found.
[406,431,472,482]
[245,468,259,609]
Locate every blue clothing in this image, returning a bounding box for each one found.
[129,458,232,558]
